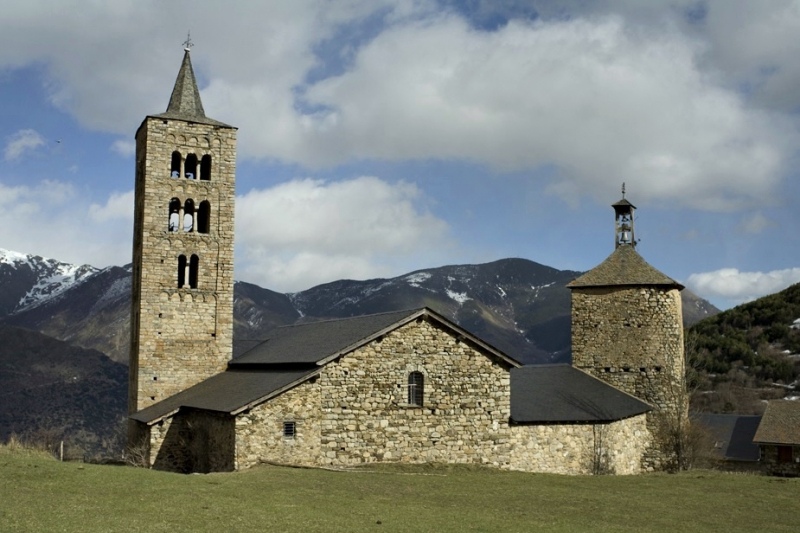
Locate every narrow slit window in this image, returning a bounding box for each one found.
[185,153,198,179]
[170,151,181,178]
[177,255,187,288]
[200,154,212,181]
[189,254,199,289]
[408,371,424,406]
[183,199,195,232]
[168,198,181,232]
[197,200,210,234]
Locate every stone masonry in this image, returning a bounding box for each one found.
[571,286,685,469]
[129,114,237,413]
[231,318,648,474]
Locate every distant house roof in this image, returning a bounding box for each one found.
[132,307,519,425]
[231,307,519,368]
[694,413,762,462]
[753,400,800,445]
[510,364,651,423]
[130,368,319,425]
[567,245,683,289]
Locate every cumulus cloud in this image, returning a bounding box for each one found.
[235,176,452,291]
[0,180,132,268]
[4,129,45,161]
[88,191,134,223]
[687,267,800,306]
[291,15,792,210]
[0,1,795,213]
[700,0,800,112]
[111,139,135,157]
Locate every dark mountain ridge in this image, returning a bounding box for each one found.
[1,251,720,365]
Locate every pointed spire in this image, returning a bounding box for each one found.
[151,43,231,128]
[164,48,206,119]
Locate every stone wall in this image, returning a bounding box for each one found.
[232,317,649,475]
[508,415,649,475]
[235,377,322,468]
[571,286,686,469]
[129,117,237,413]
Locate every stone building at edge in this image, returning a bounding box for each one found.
[127,48,687,475]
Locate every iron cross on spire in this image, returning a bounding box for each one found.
[182,32,194,52]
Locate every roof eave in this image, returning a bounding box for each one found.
[313,307,521,369]
[230,368,323,416]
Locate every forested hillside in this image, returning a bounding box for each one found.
[688,283,800,413]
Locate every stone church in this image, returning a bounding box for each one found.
[128,48,686,475]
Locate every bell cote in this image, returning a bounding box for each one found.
[612,183,636,248]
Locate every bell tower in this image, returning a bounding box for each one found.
[568,189,686,470]
[129,43,237,414]
[612,183,635,248]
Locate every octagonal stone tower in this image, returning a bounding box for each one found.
[568,190,686,469]
[129,47,237,414]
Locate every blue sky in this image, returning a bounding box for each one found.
[2,0,800,310]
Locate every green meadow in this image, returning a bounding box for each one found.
[1,446,797,533]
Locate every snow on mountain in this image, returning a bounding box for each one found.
[446,289,471,304]
[405,272,431,287]
[0,248,99,312]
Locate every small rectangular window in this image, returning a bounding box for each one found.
[408,372,424,406]
[283,421,296,439]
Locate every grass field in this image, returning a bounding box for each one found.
[1,446,798,533]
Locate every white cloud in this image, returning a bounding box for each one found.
[0,180,132,268]
[687,267,800,306]
[111,139,135,157]
[291,15,792,210]
[4,129,45,161]
[0,1,796,213]
[88,191,134,223]
[700,0,800,112]
[235,176,452,291]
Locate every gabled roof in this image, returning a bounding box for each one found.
[132,307,519,425]
[694,413,762,462]
[149,49,232,128]
[131,368,319,425]
[510,364,651,423]
[567,244,683,289]
[231,307,519,368]
[753,400,800,445]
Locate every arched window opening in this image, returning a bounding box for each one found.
[177,255,187,288]
[168,198,181,232]
[408,372,424,406]
[200,154,212,181]
[185,153,198,179]
[189,254,199,289]
[170,151,182,178]
[183,199,195,232]
[197,201,211,234]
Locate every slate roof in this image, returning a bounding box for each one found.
[130,368,319,424]
[694,414,762,462]
[567,244,683,289]
[132,307,519,424]
[149,49,232,128]
[231,308,519,368]
[510,364,651,423]
[612,197,636,209]
[753,400,800,445]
